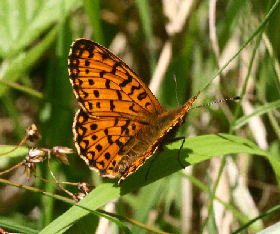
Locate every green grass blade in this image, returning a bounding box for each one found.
[0,218,38,234]
[233,99,280,129]
[0,27,58,96]
[200,0,280,93]
[83,0,104,44]
[135,0,156,73]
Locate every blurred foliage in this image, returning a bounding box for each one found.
[0,0,280,233]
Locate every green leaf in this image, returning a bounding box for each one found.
[40,134,271,233]
[0,146,28,158]
[0,0,81,97]
[0,27,58,97]
[0,217,38,234]
[0,0,80,58]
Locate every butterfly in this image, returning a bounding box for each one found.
[68,39,199,184]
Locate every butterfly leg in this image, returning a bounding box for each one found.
[144,136,186,181]
[144,151,160,182]
[163,136,187,168]
[176,137,186,169]
[160,137,186,169]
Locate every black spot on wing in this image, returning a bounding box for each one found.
[85,60,90,66]
[119,72,132,87]
[105,79,110,89]
[110,100,115,111]
[116,90,122,100]
[121,120,130,135]
[137,92,147,100]
[94,90,99,98]
[96,144,102,152]
[88,79,94,85]
[129,103,138,113]
[128,84,141,95]
[111,62,121,74]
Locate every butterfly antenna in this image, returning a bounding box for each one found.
[190,96,240,110]
[173,74,180,108]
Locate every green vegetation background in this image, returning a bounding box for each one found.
[0,0,279,233]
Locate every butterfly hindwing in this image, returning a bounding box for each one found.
[73,108,149,178]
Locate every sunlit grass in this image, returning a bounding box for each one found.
[0,0,279,233]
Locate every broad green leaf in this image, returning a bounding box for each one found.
[0,146,28,167]
[0,0,81,96]
[40,134,271,233]
[0,0,80,58]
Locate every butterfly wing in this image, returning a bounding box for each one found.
[68,39,163,121]
[117,93,200,183]
[73,109,150,178]
[69,39,165,179]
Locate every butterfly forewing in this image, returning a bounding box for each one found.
[68,39,163,120]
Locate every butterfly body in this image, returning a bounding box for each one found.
[68,39,199,184]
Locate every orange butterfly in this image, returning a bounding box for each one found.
[68,39,199,184]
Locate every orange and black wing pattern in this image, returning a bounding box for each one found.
[68,39,163,120]
[68,39,162,179]
[73,108,146,178]
[68,39,198,183]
